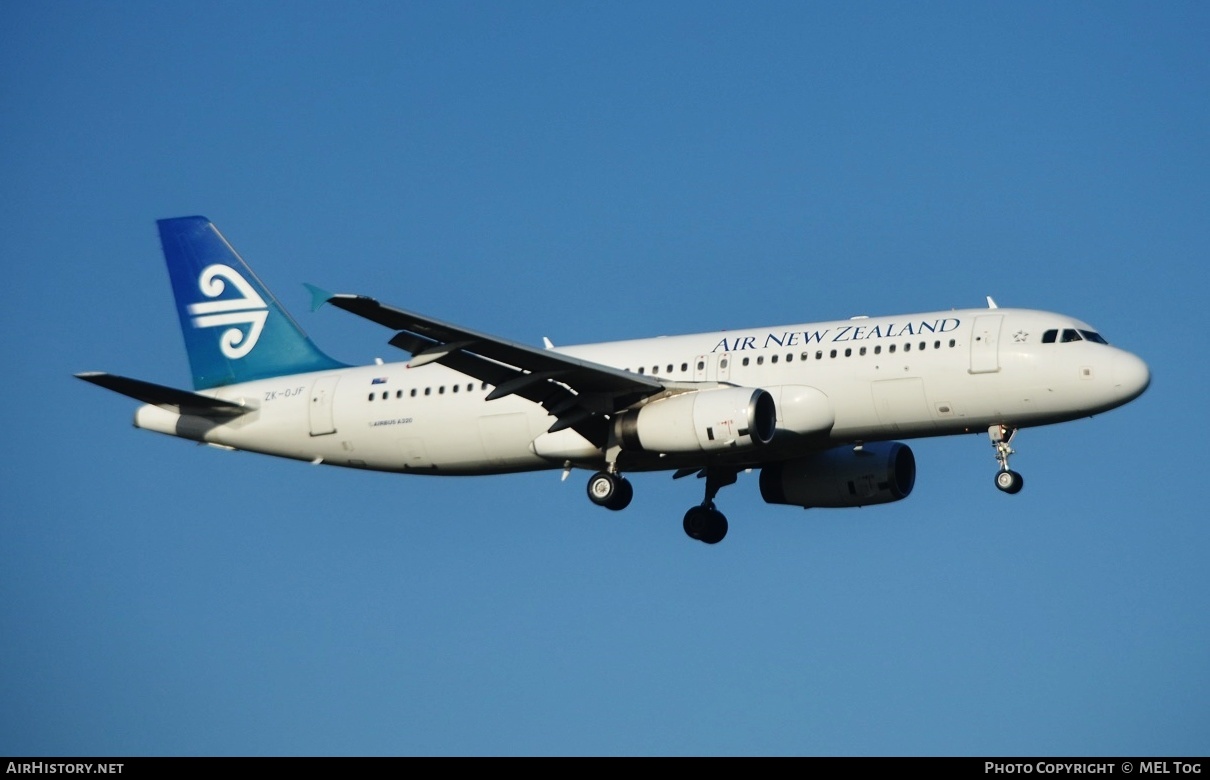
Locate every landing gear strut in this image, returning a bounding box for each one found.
[989,424,1024,494]
[586,460,739,544]
[682,468,737,545]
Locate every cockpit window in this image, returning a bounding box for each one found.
[1043,327,1109,345]
[1079,329,1108,344]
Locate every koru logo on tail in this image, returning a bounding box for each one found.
[187,264,269,359]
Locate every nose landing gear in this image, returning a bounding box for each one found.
[989,424,1024,494]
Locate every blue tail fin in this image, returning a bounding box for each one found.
[158,216,348,389]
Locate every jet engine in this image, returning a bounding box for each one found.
[615,387,776,454]
[759,441,916,509]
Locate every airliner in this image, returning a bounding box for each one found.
[78,217,1151,543]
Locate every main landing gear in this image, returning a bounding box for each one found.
[681,468,737,545]
[683,504,727,545]
[989,424,1024,494]
[586,466,738,544]
[586,470,633,511]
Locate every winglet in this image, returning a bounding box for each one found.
[304,283,334,312]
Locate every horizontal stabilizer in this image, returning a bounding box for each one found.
[75,372,253,416]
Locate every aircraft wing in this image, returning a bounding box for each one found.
[75,372,254,416]
[309,287,667,447]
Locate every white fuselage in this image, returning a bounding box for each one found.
[132,307,1150,476]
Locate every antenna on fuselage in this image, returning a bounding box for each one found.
[986,296,999,309]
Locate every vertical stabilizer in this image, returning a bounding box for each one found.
[158,216,347,389]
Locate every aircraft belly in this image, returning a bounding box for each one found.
[329,393,552,474]
[816,374,937,440]
[181,397,327,462]
[477,412,539,468]
[870,377,936,433]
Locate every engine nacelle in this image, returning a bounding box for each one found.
[615,387,777,454]
[759,441,916,509]
[771,385,834,436]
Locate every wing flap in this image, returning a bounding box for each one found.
[417,344,612,446]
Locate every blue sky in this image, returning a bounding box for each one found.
[2,1,1207,757]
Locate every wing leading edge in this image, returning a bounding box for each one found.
[308,287,667,447]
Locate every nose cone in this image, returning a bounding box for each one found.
[1112,351,1151,403]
